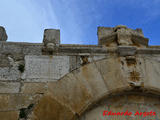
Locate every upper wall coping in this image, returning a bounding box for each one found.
[0,25,159,56]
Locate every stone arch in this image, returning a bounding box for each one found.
[79,92,160,120]
[30,56,160,120]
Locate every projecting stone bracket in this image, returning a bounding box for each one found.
[42,29,60,55]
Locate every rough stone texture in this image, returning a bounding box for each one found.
[0,82,20,93]
[0,67,21,81]
[80,95,160,120]
[42,29,60,54]
[24,55,70,82]
[43,29,60,45]
[30,95,75,120]
[0,111,19,120]
[0,26,7,41]
[0,94,42,111]
[118,46,137,56]
[144,56,160,89]
[0,25,159,119]
[21,82,47,94]
[98,25,148,47]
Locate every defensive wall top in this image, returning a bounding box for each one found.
[0,25,159,56]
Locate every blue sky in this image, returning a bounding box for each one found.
[0,0,160,45]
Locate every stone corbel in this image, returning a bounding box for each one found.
[42,29,60,54]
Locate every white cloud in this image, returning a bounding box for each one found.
[0,0,60,43]
[0,0,86,44]
[1,0,159,44]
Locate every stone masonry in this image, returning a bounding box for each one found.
[0,25,160,120]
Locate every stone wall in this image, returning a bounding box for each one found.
[0,25,159,120]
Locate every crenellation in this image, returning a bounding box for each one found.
[98,25,149,47]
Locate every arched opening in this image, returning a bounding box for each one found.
[79,92,160,120]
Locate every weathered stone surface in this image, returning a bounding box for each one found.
[47,72,93,114]
[73,63,108,99]
[0,26,7,41]
[22,44,42,55]
[91,55,107,61]
[0,95,9,109]
[118,46,137,56]
[0,54,10,67]
[97,27,114,45]
[42,29,60,54]
[80,104,106,120]
[0,42,23,53]
[21,82,47,94]
[24,55,70,82]
[80,95,160,120]
[9,94,42,110]
[0,67,20,81]
[30,95,75,120]
[116,25,133,45]
[95,57,129,91]
[0,82,20,93]
[0,111,19,120]
[0,25,159,119]
[43,29,60,45]
[98,25,148,47]
[144,57,160,89]
[0,94,42,111]
[69,56,81,71]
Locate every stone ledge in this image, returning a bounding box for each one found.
[117,46,137,56]
[137,48,160,54]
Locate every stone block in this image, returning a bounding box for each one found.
[118,46,137,56]
[24,55,70,82]
[0,67,20,81]
[0,42,23,53]
[97,27,114,44]
[73,63,108,98]
[0,54,10,67]
[95,57,129,91]
[137,48,160,54]
[9,94,41,109]
[22,44,42,55]
[43,29,60,45]
[0,94,42,111]
[144,57,160,90]
[0,95,9,110]
[0,111,19,120]
[98,25,148,47]
[69,56,81,71]
[0,82,20,93]
[30,95,75,120]
[47,72,94,114]
[21,82,47,94]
